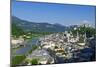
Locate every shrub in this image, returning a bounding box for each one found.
[31,59,38,65]
[11,55,26,66]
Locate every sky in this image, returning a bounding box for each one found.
[12,1,96,26]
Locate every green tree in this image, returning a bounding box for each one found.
[71,26,95,38]
[11,55,26,67]
[12,23,24,38]
[31,59,38,65]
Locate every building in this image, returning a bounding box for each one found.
[11,37,24,48]
[26,49,54,65]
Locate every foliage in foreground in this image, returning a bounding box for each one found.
[31,59,38,65]
[11,55,26,67]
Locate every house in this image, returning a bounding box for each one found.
[11,37,24,48]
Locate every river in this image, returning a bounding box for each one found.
[12,38,38,55]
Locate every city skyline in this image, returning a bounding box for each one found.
[12,1,96,26]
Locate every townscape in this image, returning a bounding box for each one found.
[11,23,96,66]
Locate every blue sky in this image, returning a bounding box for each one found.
[12,1,96,26]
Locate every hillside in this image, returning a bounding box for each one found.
[12,16,67,33]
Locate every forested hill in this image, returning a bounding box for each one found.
[12,16,67,33]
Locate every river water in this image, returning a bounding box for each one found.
[12,38,38,55]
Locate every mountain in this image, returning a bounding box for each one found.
[12,16,67,33]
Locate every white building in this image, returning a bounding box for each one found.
[11,37,24,48]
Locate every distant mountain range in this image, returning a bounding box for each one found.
[12,16,79,33]
[12,16,68,32]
